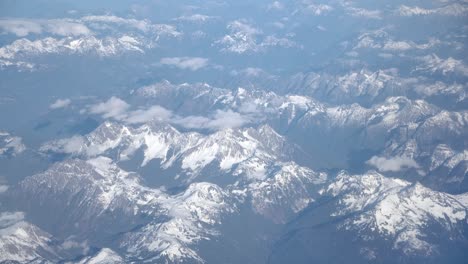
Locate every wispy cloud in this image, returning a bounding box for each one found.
[50,98,71,109]
[366,156,420,172]
[0,132,26,157]
[159,57,209,71]
[268,1,285,11]
[125,105,173,124]
[174,14,215,23]
[0,19,91,37]
[231,67,264,77]
[88,96,130,119]
[86,97,253,130]
[175,110,251,130]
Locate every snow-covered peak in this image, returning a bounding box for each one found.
[72,248,123,264]
[41,121,296,183]
[323,171,410,214]
[0,212,57,263]
[120,181,234,263]
[323,171,467,256]
[16,157,238,263]
[0,15,182,70]
[249,162,327,223]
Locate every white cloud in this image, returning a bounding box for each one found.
[272,22,285,29]
[261,35,296,48]
[317,25,326,31]
[230,67,274,78]
[175,110,250,130]
[378,53,394,59]
[88,96,130,119]
[0,20,42,37]
[61,239,90,255]
[40,135,93,156]
[125,105,173,124]
[86,96,253,131]
[207,110,251,129]
[268,1,284,10]
[0,19,91,37]
[0,15,180,39]
[367,156,420,172]
[45,21,91,36]
[175,14,214,23]
[239,67,264,77]
[0,132,26,157]
[0,185,8,193]
[50,98,71,109]
[81,15,151,32]
[159,57,209,71]
[81,15,181,37]
[0,212,25,227]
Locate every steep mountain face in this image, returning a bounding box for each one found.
[0,212,59,263]
[248,163,327,223]
[372,109,468,192]
[71,248,124,264]
[127,81,467,185]
[323,172,467,255]
[276,69,411,106]
[20,83,465,263]
[10,157,237,263]
[38,79,467,194]
[0,210,125,264]
[8,148,328,262]
[40,121,303,186]
[270,171,468,264]
[0,16,181,70]
[13,118,467,263]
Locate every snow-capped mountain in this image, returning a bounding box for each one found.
[10,156,236,263]
[47,80,467,192]
[0,211,59,263]
[70,248,124,264]
[40,121,304,185]
[0,15,181,70]
[0,0,467,263]
[322,171,467,256]
[270,171,468,264]
[7,149,329,262]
